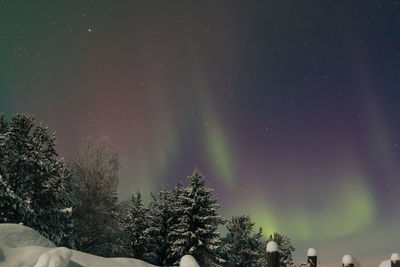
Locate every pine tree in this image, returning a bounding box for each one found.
[222,215,263,267]
[0,113,73,246]
[122,191,148,259]
[167,182,186,264]
[144,186,175,266]
[170,170,225,266]
[70,138,124,257]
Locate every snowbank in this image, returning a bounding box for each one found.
[68,251,159,267]
[34,247,72,267]
[0,223,164,267]
[0,223,55,248]
[379,260,390,267]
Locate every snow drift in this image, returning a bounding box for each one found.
[0,223,55,248]
[0,223,198,267]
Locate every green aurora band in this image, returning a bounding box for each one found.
[236,176,376,241]
[205,118,236,189]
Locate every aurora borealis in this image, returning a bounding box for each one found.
[1,1,400,266]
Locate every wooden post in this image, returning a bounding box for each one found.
[391,253,400,267]
[342,255,354,267]
[266,240,280,267]
[307,248,317,267]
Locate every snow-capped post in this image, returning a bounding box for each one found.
[342,255,354,267]
[391,253,400,267]
[180,255,200,267]
[307,248,317,267]
[266,240,280,267]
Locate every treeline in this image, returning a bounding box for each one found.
[0,114,294,267]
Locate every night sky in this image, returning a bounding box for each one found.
[1,1,400,266]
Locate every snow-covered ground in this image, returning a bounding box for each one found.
[0,223,199,267]
[379,260,391,267]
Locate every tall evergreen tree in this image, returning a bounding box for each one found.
[0,113,73,246]
[145,186,174,266]
[222,215,263,267]
[70,138,124,257]
[122,191,148,259]
[167,182,186,264]
[170,170,225,266]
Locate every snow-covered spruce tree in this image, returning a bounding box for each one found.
[122,191,148,259]
[0,173,34,224]
[144,186,174,266]
[0,113,73,246]
[70,138,125,257]
[260,233,295,267]
[222,215,263,267]
[165,181,189,264]
[169,170,225,266]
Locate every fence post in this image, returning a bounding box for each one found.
[180,255,200,267]
[391,253,400,267]
[266,240,280,267]
[342,255,354,267]
[307,248,317,267]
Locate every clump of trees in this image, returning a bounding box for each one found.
[221,216,295,267]
[0,113,295,266]
[120,171,295,267]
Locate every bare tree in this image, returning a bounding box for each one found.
[70,137,125,257]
